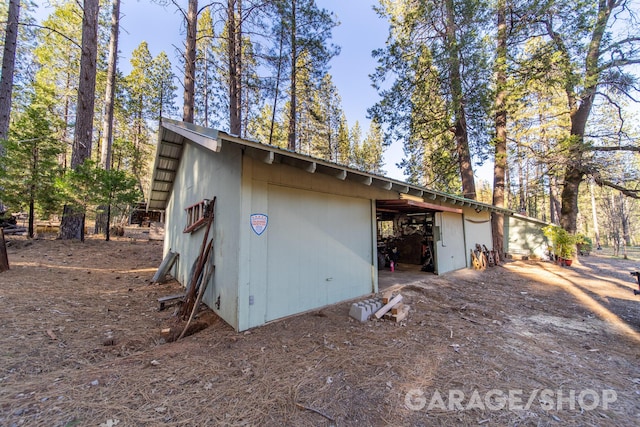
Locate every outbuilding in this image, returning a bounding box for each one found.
[148,119,514,331]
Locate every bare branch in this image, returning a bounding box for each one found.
[590,145,640,152]
[600,36,640,55]
[20,23,81,49]
[594,177,640,198]
[593,91,626,134]
[599,58,640,72]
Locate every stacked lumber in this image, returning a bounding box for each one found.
[348,292,410,323]
[381,302,411,322]
[375,293,410,323]
[2,225,27,235]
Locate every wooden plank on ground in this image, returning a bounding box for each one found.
[374,294,403,319]
[151,251,179,283]
[158,293,185,311]
[392,306,410,322]
[381,291,394,304]
[391,302,404,315]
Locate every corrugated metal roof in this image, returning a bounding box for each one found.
[147,118,515,216]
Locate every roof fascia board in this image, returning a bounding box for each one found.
[162,120,222,153]
[149,120,523,218]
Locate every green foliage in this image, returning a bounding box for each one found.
[370,0,492,189]
[542,224,577,259]
[575,234,593,252]
[0,102,63,218]
[352,120,385,174]
[56,159,142,215]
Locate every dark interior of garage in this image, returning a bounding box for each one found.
[376,199,439,273]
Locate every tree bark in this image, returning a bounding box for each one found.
[0,0,20,149]
[621,195,630,247]
[444,0,476,200]
[270,23,285,146]
[182,0,198,123]
[589,177,601,249]
[0,228,9,272]
[549,174,561,224]
[60,0,99,241]
[558,0,612,233]
[100,0,120,170]
[228,0,242,135]
[287,0,297,151]
[491,0,507,258]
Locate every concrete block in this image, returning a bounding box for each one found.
[349,303,370,322]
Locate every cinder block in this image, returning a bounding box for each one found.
[349,303,370,322]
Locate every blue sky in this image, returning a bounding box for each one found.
[33,1,494,182]
[34,0,412,179]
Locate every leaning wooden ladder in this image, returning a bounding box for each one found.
[178,197,216,340]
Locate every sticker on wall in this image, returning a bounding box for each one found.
[250,213,268,236]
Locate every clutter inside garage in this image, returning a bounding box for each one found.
[376,200,437,273]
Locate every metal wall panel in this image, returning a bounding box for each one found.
[434,211,468,274]
[264,185,373,322]
[506,215,548,258]
[163,142,242,330]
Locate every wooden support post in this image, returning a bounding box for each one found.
[0,228,9,272]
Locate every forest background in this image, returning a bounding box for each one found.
[0,0,639,253]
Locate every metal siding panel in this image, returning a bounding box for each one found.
[434,212,468,274]
[265,185,372,322]
[164,142,242,330]
[507,216,548,258]
[463,210,492,265]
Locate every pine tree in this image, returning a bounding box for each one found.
[0,0,20,149]
[269,0,339,151]
[32,1,84,168]
[528,0,640,232]
[59,0,100,241]
[99,0,120,170]
[370,0,490,198]
[0,96,62,238]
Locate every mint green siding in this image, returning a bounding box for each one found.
[263,185,373,322]
[163,141,242,329]
[505,215,548,258]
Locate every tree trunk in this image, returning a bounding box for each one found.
[228,0,242,135]
[287,0,297,151]
[270,23,285,146]
[106,204,111,242]
[444,0,475,200]
[183,0,198,123]
[0,0,20,149]
[60,66,72,168]
[621,195,630,247]
[100,0,120,170]
[491,0,507,258]
[28,187,35,239]
[203,48,209,127]
[549,174,561,224]
[588,177,601,249]
[60,0,99,241]
[558,0,611,233]
[517,143,526,213]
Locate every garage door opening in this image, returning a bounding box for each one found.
[376,199,439,274]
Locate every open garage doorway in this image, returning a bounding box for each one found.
[376,199,439,276]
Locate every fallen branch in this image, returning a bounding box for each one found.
[295,402,335,423]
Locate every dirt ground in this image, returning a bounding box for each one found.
[1,231,640,427]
